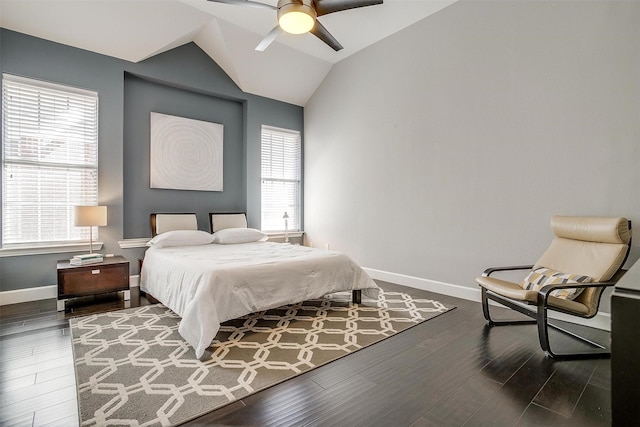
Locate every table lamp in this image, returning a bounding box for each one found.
[74,206,107,254]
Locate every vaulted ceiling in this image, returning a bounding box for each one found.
[0,0,456,106]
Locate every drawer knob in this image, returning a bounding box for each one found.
[91,269,100,275]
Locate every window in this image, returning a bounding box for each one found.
[261,125,301,232]
[2,74,99,246]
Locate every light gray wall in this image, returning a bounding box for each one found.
[0,29,303,292]
[304,0,640,312]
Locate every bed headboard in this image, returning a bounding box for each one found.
[150,213,198,236]
[209,212,247,233]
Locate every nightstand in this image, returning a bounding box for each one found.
[57,255,130,311]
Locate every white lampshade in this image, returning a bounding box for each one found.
[278,1,316,34]
[74,206,107,254]
[74,206,107,227]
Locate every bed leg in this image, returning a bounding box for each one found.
[141,290,160,304]
[352,290,362,304]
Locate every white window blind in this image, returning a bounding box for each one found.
[261,125,301,232]
[2,74,99,245]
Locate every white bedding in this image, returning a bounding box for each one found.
[140,242,380,358]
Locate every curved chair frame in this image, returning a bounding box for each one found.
[481,268,622,359]
[480,220,631,360]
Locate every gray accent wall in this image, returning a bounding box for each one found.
[0,29,303,292]
[304,0,640,312]
[123,74,244,237]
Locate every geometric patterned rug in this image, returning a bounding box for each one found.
[70,289,454,426]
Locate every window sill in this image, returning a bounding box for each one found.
[0,241,104,258]
[265,231,304,239]
[118,238,150,249]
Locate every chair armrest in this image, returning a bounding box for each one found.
[536,281,618,315]
[538,281,617,297]
[537,267,628,298]
[482,265,534,277]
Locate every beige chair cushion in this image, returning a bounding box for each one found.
[477,275,590,316]
[551,216,631,244]
[537,216,630,282]
[476,216,630,318]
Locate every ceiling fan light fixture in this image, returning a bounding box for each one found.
[278,1,316,34]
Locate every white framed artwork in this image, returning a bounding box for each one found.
[150,112,224,191]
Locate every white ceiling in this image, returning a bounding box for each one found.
[0,0,457,106]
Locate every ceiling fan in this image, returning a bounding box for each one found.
[207,0,383,52]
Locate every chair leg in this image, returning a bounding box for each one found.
[481,287,537,326]
[481,287,494,324]
[537,296,610,360]
[482,287,610,359]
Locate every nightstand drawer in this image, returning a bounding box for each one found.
[57,256,130,300]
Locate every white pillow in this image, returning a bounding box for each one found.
[212,228,268,244]
[146,230,214,248]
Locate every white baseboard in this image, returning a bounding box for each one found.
[1,270,611,332]
[363,267,611,332]
[0,285,57,306]
[0,275,140,306]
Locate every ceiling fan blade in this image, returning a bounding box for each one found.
[310,20,343,51]
[314,0,383,16]
[255,26,283,51]
[207,0,276,10]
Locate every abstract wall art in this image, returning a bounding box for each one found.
[150,112,224,191]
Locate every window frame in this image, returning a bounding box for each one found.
[1,74,100,253]
[260,125,302,233]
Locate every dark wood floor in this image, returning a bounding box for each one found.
[0,282,612,426]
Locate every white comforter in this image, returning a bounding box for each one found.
[140,242,380,359]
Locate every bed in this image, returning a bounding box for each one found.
[140,212,380,359]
